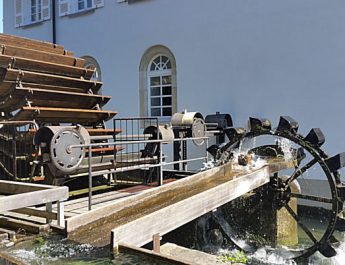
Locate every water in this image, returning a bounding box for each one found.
[7,236,169,265]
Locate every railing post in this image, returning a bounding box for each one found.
[206,137,209,163]
[57,200,65,228]
[45,202,52,224]
[88,147,92,211]
[159,141,163,186]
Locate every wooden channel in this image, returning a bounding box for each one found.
[66,159,295,246]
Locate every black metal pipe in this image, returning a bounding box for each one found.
[52,0,57,44]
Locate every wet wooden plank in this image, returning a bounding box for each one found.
[117,244,192,265]
[111,167,270,248]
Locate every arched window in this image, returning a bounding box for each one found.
[139,46,177,121]
[81,55,102,81]
[148,55,172,117]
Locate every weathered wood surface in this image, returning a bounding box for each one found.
[111,166,270,248]
[118,244,194,265]
[66,159,294,246]
[0,87,110,111]
[0,180,68,212]
[0,44,82,67]
[160,243,223,265]
[0,54,94,79]
[1,68,101,91]
[0,33,67,55]
[0,216,50,234]
[12,106,117,124]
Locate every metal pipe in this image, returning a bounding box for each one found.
[69,136,209,149]
[88,147,92,211]
[52,0,57,44]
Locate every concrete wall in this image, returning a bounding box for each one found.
[4,0,345,158]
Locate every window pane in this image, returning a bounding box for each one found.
[31,0,36,21]
[162,97,172,106]
[78,0,85,10]
[162,86,172,96]
[162,108,172,116]
[87,0,93,8]
[151,87,160,96]
[151,98,161,106]
[162,75,171,85]
[150,77,160,86]
[151,108,161,117]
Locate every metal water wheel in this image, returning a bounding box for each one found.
[210,116,345,262]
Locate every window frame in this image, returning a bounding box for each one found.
[147,55,173,119]
[30,0,42,23]
[15,0,51,28]
[139,45,177,124]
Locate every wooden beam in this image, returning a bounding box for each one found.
[0,180,58,194]
[117,244,193,265]
[10,208,58,220]
[111,167,270,248]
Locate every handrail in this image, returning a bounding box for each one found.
[70,136,209,211]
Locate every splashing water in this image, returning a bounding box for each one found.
[276,137,294,160]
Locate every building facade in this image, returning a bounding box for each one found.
[3,0,345,155]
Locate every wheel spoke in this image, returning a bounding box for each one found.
[290,193,333,203]
[286,158,317,185]
[284,203,318,244]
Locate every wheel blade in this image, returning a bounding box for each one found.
[286,158,317,185]
[290,193,333,203]
[284,204,318,244]
[319,244,337,258]
[212,211,256,253]
[329,235,339,244]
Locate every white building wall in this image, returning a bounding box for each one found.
[4,0,345,158]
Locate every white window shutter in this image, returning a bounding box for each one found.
[42,0,51,20]
[69,0,78,15]
[14,0,23,27]
[59,0,69,16]
[93,0,104,8]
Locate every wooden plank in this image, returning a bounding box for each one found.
[0,188,67,212]
[66,159,295,246]
[0,33,65,55]
[117,244,193,265]
[111,167,270,248]
[0,54,94,79]
[20,82,101,94]
[12,107,117,124]
[11,207,58,220]
[160,243,222,265]
[64,192,133,213]
[0,180,60,194]
[0,251,26,265]
[1,44,84,67]
[0,88,110,112]
[2,68,102,91]
[87,128,121,134]
[0,216,50,234]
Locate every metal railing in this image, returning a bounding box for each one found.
[69,135,209,211]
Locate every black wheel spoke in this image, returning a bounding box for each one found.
[286,158,317,185]
[284,203,318,244]
[290,193,333,203]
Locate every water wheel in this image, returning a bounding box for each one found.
[209,116,345,262]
